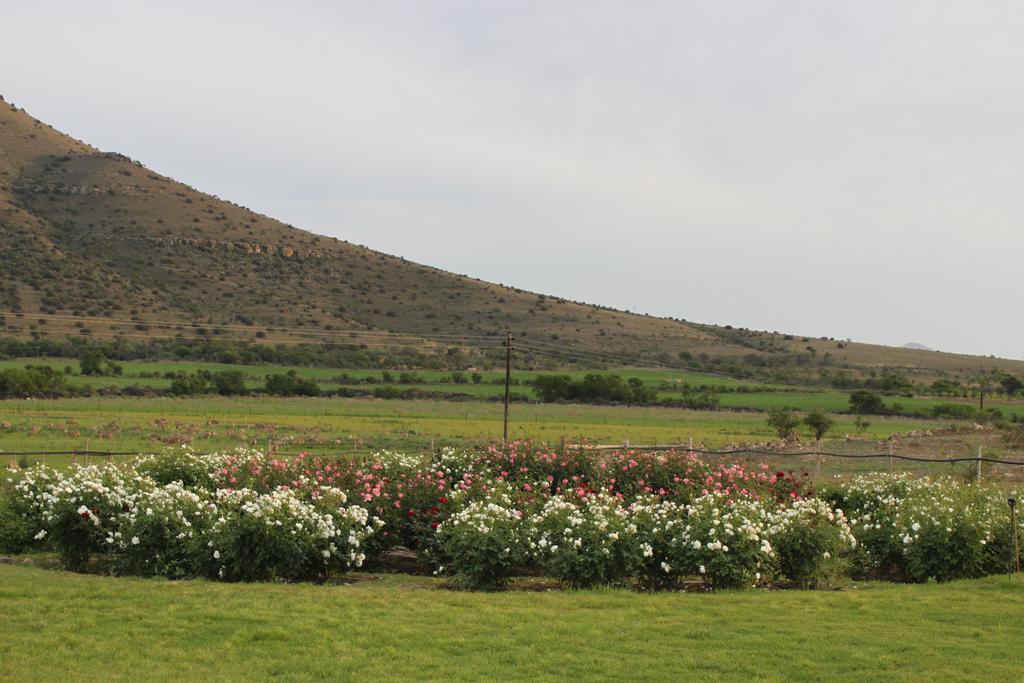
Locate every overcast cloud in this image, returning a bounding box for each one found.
[3,1,1022,358]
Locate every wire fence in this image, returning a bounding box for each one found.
[562,443,1024,466]
[6,444,1024,480]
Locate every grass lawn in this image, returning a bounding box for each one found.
[0,564,1021,681]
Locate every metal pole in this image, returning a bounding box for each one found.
[977,445,983,482]
[502,331,513,446]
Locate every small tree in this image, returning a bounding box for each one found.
[804,409,833,442]
[849,390,886,415]
[1001,374,1023,397]
[79,350,104,376]
[854,415,871,434]
[212,370,248,396]
[766,409,803,440]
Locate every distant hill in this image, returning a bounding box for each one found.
[903,343,933,352]
[2,96,1022,382]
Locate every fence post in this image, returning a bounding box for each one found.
[888,442,893,473]
[1014,502,1020,574]
[1010,498,1020,577]
[977,446,983,482]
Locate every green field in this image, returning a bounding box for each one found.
[4,357,1021,480]
[0,563,1021,681]
[6,357,1022,421]
[0,394,948,456]
[5,394,1018,482]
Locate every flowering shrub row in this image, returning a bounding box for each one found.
[4,457,377,582]
[433,488,853,591]
[3,446,1018,590]
[821,473,1023,582]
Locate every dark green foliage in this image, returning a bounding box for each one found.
[849,390,887,415]
[0,494,34,554]
[930,404,1002,421]
[0,365,75,398]
[211,370,247,396]
[867,372,913,394]
[169,372,215,396]
[533,374,656,405]
[1001,374,1023,397]
[930,379,963,396]
[168,370,249,396]
[79,350,103,376]
[264,371,320,396]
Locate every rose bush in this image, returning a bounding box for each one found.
[768,498,855,588]
[432,490,528,590]
[529,493,641,588]
[4,445,1019,590]
[822,473,1023,582]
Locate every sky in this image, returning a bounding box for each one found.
[2,1,1022,359]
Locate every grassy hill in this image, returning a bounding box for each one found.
[1,96,1021,383]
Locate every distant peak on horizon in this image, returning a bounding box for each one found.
[903,342,934,351]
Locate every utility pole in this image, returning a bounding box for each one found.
[503,331,514,446]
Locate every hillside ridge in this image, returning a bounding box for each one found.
[1,96,1020,381]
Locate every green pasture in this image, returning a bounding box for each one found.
[6,359,1023,422]
[0,564,1021,681]
[0,395,979,479]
